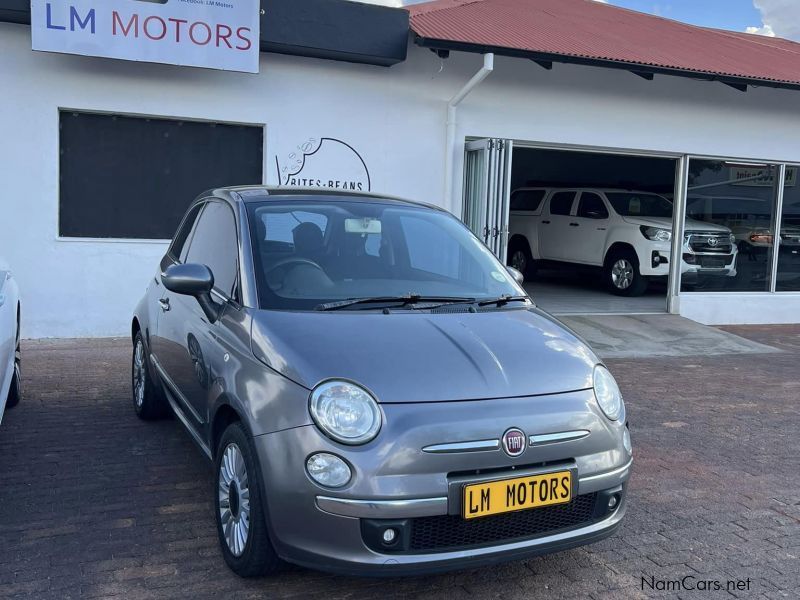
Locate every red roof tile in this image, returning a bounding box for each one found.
[409,0,800,88]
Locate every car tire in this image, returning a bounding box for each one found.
[6,310,21,409]
[605,250,648,297]
[215,422,282,578]
[507,239,537,279]
[131,331,168,420]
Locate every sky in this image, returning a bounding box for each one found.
[357,0,800,41]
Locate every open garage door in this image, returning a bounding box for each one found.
[504,146,680,315]
[462,138,514,259]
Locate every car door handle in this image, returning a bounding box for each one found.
[541,220,550,225]
[569,223,580,227]
[158,298,171,312]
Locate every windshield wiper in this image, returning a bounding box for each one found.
[314,294,475,311]
[476,295,530,307]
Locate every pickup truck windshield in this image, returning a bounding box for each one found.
[247,198,522,311]
[606,193,673,218]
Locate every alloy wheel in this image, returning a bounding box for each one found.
[133,339,145,409]
[218,443,251,557]
[611,259,634,290]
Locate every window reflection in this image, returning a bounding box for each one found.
[683,160,778,292]
[777,168,800,291]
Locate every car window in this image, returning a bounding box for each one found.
[606,193,673,218]
[510,189,545,212]
[247,199,519,311]
[184,201,239,299]
[169,203,203,262]
[549,192,576,216]
[399,215,463,279]
[577,193,609,219]
[257,211,328,245]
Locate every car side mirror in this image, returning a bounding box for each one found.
[506,266,525,285]
[161,263,219,323]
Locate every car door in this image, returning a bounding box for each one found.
[563,191,611,265]
[155,200,241,433]
[539,191,578,261]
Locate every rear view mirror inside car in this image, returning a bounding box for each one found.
[345,218,382,234]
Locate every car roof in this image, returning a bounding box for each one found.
[197,186,445,212]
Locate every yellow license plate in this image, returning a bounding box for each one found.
[462,470,572,520]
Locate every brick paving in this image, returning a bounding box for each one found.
[0,327,798,599]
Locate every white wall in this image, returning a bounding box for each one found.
[0,24,447,338]
[2,22,799,337]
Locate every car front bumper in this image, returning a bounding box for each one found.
[251,390,631,576]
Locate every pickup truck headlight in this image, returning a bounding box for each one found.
[593,365,624,421]
[309,380,381,445]
[640,226,672,242]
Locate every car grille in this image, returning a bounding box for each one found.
[408,493,598,553]
[696,255,734,268]
[687,232,733,254]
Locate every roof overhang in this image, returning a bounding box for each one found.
[414,36,800,93]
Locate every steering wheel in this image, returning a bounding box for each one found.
[266,257,324,277]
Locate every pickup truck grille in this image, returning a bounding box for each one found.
[686,232,733,254]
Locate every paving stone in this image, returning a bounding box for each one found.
[0,327,797,598]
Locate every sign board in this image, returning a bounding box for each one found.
[730,166,797,188]
[31,0,260,73]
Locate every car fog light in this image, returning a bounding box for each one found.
[608,495,619,510]
[623,427,632,455]
[382,528,397,544]
[306,453,351,488]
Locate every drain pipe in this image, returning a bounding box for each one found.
[444,53,494,212]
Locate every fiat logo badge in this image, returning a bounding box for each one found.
[502,428,526,457]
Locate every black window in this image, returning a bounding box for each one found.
[510,189,545,212]
[577,193,609,219]
[549,192,577,216]
[184,202,239,299]
[58,111,263,239]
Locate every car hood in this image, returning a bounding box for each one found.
[622,216,732,233]
[250,308,598,403]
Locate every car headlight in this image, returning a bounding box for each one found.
[729,233,737,245]
[593,365,624,421]
[309,380,381,445]
[640,226,672,242]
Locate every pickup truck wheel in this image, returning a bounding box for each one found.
[605,251,648,297]
[6,316,21,409]
[131,332,168,420]
[215,422,282,577]
[507,240,537,278]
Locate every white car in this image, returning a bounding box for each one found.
[0,262,21,423]
[507,188,738,296]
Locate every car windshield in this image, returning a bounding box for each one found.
[606,193,673,218]
[247,198,522,310]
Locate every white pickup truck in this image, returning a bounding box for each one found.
[507,188,738,296]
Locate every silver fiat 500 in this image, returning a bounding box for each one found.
[131,187,631,577]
